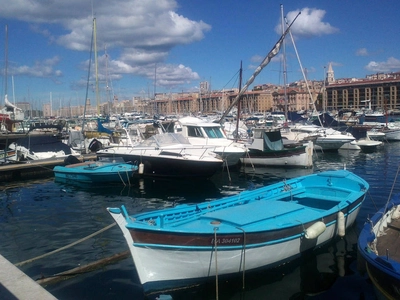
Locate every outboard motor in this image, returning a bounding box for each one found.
[88,139,103,153]
[64,155,81,165]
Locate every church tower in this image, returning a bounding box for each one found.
[326,62,335,85]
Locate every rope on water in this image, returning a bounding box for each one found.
[15,222,116,267]
[36,250,130,286]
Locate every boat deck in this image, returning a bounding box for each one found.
[376,217,400,262]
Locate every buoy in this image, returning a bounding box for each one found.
[337,211,345,237]
[305,221,326,239]
[139,163,144,174]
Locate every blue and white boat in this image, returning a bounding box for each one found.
[108,169,369,294]
[54,156,138,184]
[358,193,400,300]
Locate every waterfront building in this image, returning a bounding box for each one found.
[19,67,400,118]
[272,87,319,112]
[324,74,400,112]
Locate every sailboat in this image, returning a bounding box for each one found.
[0,25,24,132]
[277,10,356,151]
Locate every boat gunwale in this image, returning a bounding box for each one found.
[359,195,400,275]
[126,183,366,230]
[117,194,365,248]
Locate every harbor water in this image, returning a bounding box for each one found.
[1,142,399,300]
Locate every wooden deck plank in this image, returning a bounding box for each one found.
[376,218,400,262]
[0,154,97,182]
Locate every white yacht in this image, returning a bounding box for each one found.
[281,124,355,151]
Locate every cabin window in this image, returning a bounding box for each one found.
[204,127,224,138]
[187,126,203,137]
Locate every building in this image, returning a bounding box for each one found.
[324,68,400,112]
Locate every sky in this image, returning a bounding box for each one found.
[1,0,400,110]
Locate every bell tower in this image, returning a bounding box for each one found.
[326,62,335,85]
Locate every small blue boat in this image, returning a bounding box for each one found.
[358,193,400,299]
[54,156,138,184]
[108,169,369,293]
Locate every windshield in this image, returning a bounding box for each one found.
[203,127,224,138]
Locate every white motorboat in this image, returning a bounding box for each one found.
[96,133,223,178]
[340,129,383,152]
[367,129,386,141]
[381,124,400,141]
[7,135,80,162]
[281,124,355,151]
[173,116,247,167]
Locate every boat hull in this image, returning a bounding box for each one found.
[98,151,222,178]
[213,148,245,167]
[314,137,355,151]
[54,162,137,184]
[241,142,313,167]
[109,169,369,293]
[358,195,400,300]
[111,205,362,293]
[382,128,400,141]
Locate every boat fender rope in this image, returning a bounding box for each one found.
[236,227,247,290]
[213,227,219,300]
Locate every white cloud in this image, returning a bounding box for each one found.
[277,7,339,38]
[365,57,400,73]
[149,64,200,88]
[10,56,63,78]
[1,0,211,87]
[356,48,369,56]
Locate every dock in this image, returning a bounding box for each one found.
[0,154,97,182]
[0,254,57,300]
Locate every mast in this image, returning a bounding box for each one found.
[235,61,242,141]
[12,75,15,105]
[4,25,8,103]
[284,15,322,125]
[104,46,113,115]
[218,12,299,124]
[82,17,95,133]
[93,18,100,115]
[154,63,157,114]
[281,4,288,122]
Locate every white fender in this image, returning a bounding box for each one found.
[139,163,144,174]
[305,221,326,239]
[337,211,345,237]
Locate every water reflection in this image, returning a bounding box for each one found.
[1,142,400,299]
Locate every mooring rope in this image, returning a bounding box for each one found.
[245,149,255,171]
[117,171,127,186]
[236,227,247,290]
[15,222,116,267]
[214,227,219,300]
[223,159,231,182]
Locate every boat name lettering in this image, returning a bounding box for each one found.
[210,237,241,244]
